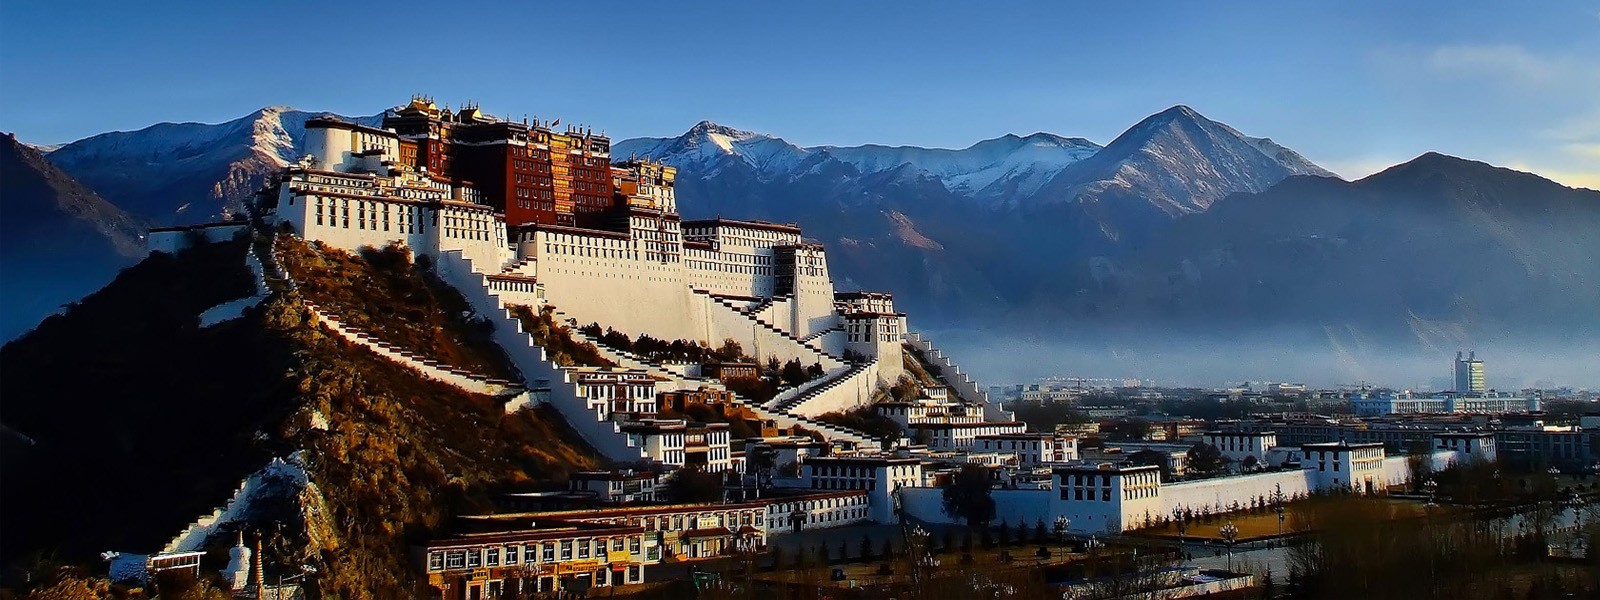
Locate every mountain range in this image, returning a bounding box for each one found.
[15,103,1600,383]
[0,134,146,341]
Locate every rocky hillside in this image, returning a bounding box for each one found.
[0,133,146,341]
[0,234,599,598]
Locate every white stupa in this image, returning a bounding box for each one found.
[222,531,252,592]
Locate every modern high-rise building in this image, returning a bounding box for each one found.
[1454,351,1486,393]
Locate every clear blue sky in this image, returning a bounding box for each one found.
[2,1,1596,186]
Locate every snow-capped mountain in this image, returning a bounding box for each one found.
[1034,105,1336,216]
[48,107,381,225]
[821,133,1102,204]
[614,122,1104,203]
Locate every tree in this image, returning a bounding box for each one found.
[941,464,997,528]
[1129,449,1173,480]
[749,445,777,486]
[1187,443,1225,475]
[1241,455,1260,473]
[664,466,723,503]
[860,535,875,561]
[807,362,825,379]
[781,358,808,386]
[712,339,745,363]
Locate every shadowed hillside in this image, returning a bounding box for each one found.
[0,235,600,598]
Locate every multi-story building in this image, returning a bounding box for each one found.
[800,455,924,522]
[1350,390,1535,417]
[620,420,686,466]
[1299,441,1387,494]
[763,490,872,533]
[1050,463,1164,534]
[573,368,661,420]
[420,519,650,597]
[510,502,770,562]
[1454,351,1487,393]
[569,470,663,504]
[908,421,1029,452]
[1202,431,1277,465]
[973,433,1079,467]
[684,423,733,473]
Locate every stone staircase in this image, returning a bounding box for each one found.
[904,331,1013,421]
[696,288,847,367]
[771,358,879,415]
[798,325,841,345]
[264,236,528,402]
[560,318,879,447]
[303,301,528,400]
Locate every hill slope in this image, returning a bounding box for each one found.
[0,133,146,341]
[1037,153,1600,346]
[0,235,599,598]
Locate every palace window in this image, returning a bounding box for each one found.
[428,552,443,572]
[445,551,465,570]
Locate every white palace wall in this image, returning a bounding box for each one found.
[434,249,649,463]
[1162,470,1314,518]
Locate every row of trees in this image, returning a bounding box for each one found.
[578,323,749,364]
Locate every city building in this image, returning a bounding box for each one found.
[1202,431,1277,465]
[1454,351,1486,393]
[908,420,1030,452]
[420,519,650,597]
[569,470,663,504]
[973,433,1079,466]
[800,455,924,522]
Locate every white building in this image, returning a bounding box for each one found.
[1202,431,1277,465]
[1050,463,1164,535]
[1350,391,1537,417]
[763,491,872,533]
[573,368,660,420]
[569,470,662,503]
[1299,441,1387,494]
[909,421,1029,452]
[685,423,733,474]
[800,455,924,523]
[1432,432,1497,464]
[620,420,686,466]
[974,433,1079,467]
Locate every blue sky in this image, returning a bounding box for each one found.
[2,1,1596,187]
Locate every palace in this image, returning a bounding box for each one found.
[249,97,1037,416]
[230,97,1020,597]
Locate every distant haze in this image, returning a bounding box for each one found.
[932,328,1600,391]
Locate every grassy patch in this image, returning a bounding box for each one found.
[276,235,516,379]
[505,304,616,368]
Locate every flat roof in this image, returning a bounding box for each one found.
[681,217,802,235]
[804,455,921,465]
[1052,463,1161,475]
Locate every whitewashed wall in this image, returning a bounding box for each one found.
[435,250,649,462]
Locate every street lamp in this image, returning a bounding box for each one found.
[1053,516,1071,562]
[1219,522,1240,572]
[1424,478,1439,509]
[1274,505,1286,537]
